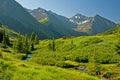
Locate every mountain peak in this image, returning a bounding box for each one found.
[74,14,116,35]
[94,14,102,18]
[73,13,87,19]
[70,13,88,24]
[70,13,88,19]
[34,7,46,12]
[37,7,45,11]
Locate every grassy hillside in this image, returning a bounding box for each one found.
[0,25,100,80]
[0,24,120,79]
[29,33,120,79]
[31,34,120,65]
[0,48,99,80]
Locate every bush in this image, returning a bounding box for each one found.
[55,61,79,68]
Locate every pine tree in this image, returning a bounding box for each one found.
[29,32,35,51]
[13,33,23,52]
[22,34,29,52]
[30,32,35,42]
[47,38,56,51]
[2,35,7,46]
[0,30,3,43]
[52,38,56,51]
[34,35,39,44]
[1,30,10,46]
[5,34,10,46]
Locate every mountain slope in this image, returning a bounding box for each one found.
[0,0,59,39]
[70,14,116,35]
[0,0,116,38]
[27,8,87,37]
[27,7,116,37]
[0,24,18,37]
[69,13,90,25]
[91,15,116,34]
[101,24,120,35]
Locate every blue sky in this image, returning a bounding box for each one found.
[15,0,120,23]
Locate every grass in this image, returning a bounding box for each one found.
[0,55,100,80]
[1,31,120,79]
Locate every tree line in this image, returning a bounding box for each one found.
[0,26,39,53]
[0,29,10,46]
[13,32,39,53]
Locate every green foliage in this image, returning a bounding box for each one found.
[13,32,39,53]
[22,34,29,52]
[29,32,35,51]
[1,27,120,79]
[13,33,23,52]
[0,30,5,43]
[2,35,7,46]
[34,35,39,44]
[39,17,49,23]
[0,29,10,47]
[115,34,120,55]
[48,39,56,51]
[87,55,103,76]
[0,58,100,80]
[30,34,120,70]
[52,39,56,51]
[13,33,30,53]
[0,0,51,39]
[2,34,10,46]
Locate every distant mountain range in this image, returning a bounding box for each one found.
[0,0,117,39]
[27,8,86,38]
[28,8,116,36]
[70,14,116,35]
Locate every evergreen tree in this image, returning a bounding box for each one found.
[34,35,39,44]
[13,33,23,52]
[5,34,10,46]
[29,32,35,51]
[13,32,39,52]
[22,34,29,52]
[13,33,31,53]
[30,32,35,42]
[52,38,56,51]
[47,38,56,51]
[1,30,10,46]
[0,30,4,43]
[2,35,7,46]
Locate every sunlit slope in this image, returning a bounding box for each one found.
[0,51,99,80]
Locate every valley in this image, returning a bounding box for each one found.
[0,24,120,80]
[0,0,120,80]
